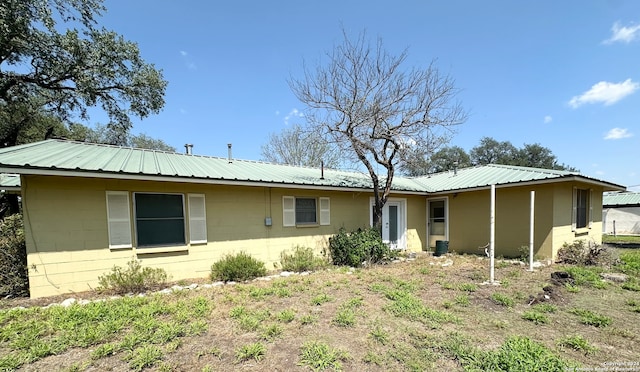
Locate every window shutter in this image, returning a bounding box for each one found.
[283,196,295,227]
[106,191,132,248]
[588,189,593,229]
[571,187,577,232]
[188,194,207,244]
[319,197,330,225]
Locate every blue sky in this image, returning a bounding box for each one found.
[96,0,640,189]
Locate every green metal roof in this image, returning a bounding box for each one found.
[412,164,621,193]
[0,173,20,189]
[603,192,640,206]
[0,140,425,192]
[0,140,625,193]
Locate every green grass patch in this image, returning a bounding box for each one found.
[276,309,296,323]
[564,266,607,288]
[235,342,266,362]
[490,293,515,308]
[522,310,549,324]
[557,335,598,355]
[458,283,478,292]
[569,308,612,327]
[311,293,333,306]
[298,341,349,371]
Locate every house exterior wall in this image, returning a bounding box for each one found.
[441,182,604,260]
[603,207,640,235]
[22,175,426,298]
[551,182,604,257]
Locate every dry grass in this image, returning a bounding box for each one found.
[2,251,639,371]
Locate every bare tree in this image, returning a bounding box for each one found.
[260,124,341,168]
[289,30,467,227]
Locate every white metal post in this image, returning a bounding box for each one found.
[490,184,495,283]
[529,191,535,271]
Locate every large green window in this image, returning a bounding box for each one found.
[135,193,186,247]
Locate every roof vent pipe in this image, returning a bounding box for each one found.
[320,160,325,180]
[185,144,193,155]
[227,143,233,163]
[453,160,458,176]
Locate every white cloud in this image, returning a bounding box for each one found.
[596,170,605,176]
[543,115,552,124]
[275,110,280,116]
[179,50,196,70]
[603,21,640,44]
[283,108,304,125]
[604,127,633,140]
[569,79,639,108]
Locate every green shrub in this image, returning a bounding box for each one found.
[490,293,515,308]
[569,308,612,327]
[210,252,267,282]
[618,251,640,277]
[98,259,168,294]
[522,310,549,324]
[280,245,327,272]
[327,227,393,267]
[557,335,598,355]
[0,214,29,297]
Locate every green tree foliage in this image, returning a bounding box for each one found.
[402,137,577,175]
[0,0,167,148]
[261,124,341,168]
[0,214,28,297]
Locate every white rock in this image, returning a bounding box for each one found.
[300,271,310,276]
[280,271,292,277]
[78,299,91,305]
[532,261,545,268]
[441,259,454,267]
[60,298,77,307]
[159,288,173,294]
[212,281,225,287]
[226,281,237,285]
[137,293,146,297]
[171,285,183,291]
[186,283,198,290]
[202,284,213,289]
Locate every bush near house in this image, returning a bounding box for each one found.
[327,227,393,267]
[210,252,267,282]
[98,259,169,294]
[0,214,28,297]
[279,245,327,272]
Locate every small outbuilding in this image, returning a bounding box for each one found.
[603,192,640,235]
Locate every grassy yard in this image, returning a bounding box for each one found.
[1,251,639,371]
[602,234,640,245]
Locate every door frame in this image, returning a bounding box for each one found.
[427,197,449,248]
[370,197,407,250]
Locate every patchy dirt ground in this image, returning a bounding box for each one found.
[2,252,639,371]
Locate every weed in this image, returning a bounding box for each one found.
[507,269,522,278]
[622,281,640,292]
[280,245,327,272]
[439,281,456,290]
[125,345,164,371]
[522,310,549,324]
[276,309,296,323]
[332,308,356,327]
[210,252,267,282]
[454,294,471,307]
[311,293,332,305]
[490,293,515,308]
[533,303,557,313]
[458,283,478,292]
[442,300,453,309]
[363,350,384,365]
[98,259,168,294]
[565,283,581,293]
[298,341,349,371]
[91,343,118,359]
[564,266,607,288]
[370,324,389,345]
[618,251,640,276]
[260,324,283,341]
[557,335,598,355]
[300,314,318,325]
[418,267,430,275]
[569,308,612,327]
[235,342,266,362]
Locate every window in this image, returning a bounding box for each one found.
[283,196,330,227]
[134,193,186,247]
[188,194,207,244]
[572,188,592,231]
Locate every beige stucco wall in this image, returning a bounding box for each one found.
[22,175,425,298]
[440,182,604,260]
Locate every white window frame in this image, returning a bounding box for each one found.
[188,193,207,244]
[572,187,592,231]
[106,191,133,249]
[283,196,330,227]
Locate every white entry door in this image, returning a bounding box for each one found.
[371,198,406,250]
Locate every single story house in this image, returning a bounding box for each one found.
[603,192,640,235]
[0,140,625,297]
